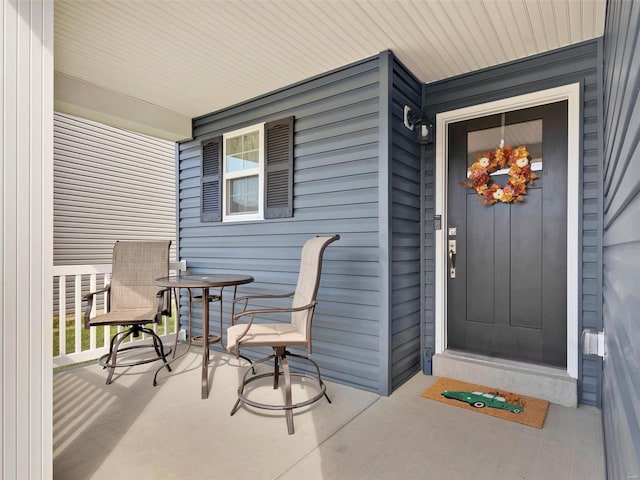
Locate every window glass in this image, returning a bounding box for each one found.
[466,119,543,176]
[228,176,259,214]
[226,131,259,173]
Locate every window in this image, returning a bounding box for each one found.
[466,119,543,177]
[201,116,293,222]
[223,124,264,221]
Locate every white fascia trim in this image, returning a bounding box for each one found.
[434,83,581,379]
[55,72,191,141]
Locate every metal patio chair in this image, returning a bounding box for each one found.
[83,240,173,385]
[226,234,340,434]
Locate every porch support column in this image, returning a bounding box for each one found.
[1,1,54,478]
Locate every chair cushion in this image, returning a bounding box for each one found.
[226,323,306,351]
[88,308,158,327]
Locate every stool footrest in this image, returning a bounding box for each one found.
[230,350,330,434]
[191,294,222,303]
[190,334,221,346]
[98,343,173,369]
[237,372,327,411]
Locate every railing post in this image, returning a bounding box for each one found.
[89,273,97,350]
[59,276,66,355]
[103,274,110,349]
[74,274,82,354]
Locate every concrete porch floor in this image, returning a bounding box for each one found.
[53,346,605,480]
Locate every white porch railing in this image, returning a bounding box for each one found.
[52,261,185,367]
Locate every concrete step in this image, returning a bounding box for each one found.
[433,350,578,407]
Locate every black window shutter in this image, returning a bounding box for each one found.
[201,136,222,222]
[264,116,293,218]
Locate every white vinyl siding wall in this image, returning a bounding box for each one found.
[54,112,177,264]
[53,112,176,314]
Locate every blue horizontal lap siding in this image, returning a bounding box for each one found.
[423,139,437,360]
[191,61,381,137]
[424,40,603,406]
[580,67,603,406]
[178,56,386,394]
[602,0,640,476]
[390,58,422,390]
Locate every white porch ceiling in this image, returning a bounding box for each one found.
[54,0,606,141]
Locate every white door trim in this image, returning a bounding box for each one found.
[434,83,581,379]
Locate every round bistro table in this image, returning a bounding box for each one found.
[153,273,254,399]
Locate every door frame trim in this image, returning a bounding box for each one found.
[434,83,581,379]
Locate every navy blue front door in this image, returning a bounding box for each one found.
[447,101,568,368]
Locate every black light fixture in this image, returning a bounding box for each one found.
[403,105,434,144]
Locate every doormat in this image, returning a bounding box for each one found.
[421,377,549,429]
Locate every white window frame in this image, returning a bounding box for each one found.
[222,123,265,222]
